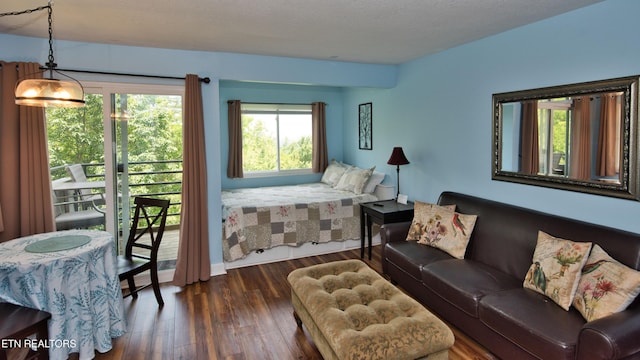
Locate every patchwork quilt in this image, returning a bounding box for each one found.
[222,183,377,262]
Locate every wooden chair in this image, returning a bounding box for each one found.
[0,303,51,360]
[117,197,170,306]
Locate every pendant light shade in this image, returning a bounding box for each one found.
[15,78,85,108]
[3,1,85,108]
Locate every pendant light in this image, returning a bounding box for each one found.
[11,2,85,107]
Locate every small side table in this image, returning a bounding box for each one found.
[360,200,415,260]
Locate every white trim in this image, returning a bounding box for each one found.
[223,235,381,270]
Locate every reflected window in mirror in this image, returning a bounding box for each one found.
[500,93,623,183]
[492,76,639,200]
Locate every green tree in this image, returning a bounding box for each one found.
[553,110,568,155]
[242,116,277,171]
[46,94,105,175]
[47,93,184,226]
[281,136,312,169]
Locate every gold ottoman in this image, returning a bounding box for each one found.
[287,259,454,360]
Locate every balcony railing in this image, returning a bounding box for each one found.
[51,160,183,230]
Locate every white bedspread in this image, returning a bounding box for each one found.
[221,183,377,261]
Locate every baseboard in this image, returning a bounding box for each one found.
[123,236,376,288]
[122,262,227,289]
[223,234,381,270]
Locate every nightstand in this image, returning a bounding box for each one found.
[360,199,414,260]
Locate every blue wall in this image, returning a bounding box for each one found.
[2,0,639,265]
[343,0,640,234]
[219,81,344,189]
[0,34,396,265]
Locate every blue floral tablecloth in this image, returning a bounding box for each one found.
[0,230,127,360]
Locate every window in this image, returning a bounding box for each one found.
[537,98,570,176]
[241,103,313,176]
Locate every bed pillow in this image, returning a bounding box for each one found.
[321,160,349,187]
[573,244,640,322]
[334,166,375,194]
[406,201,475,259]
[362,171,385,194]
[523,231,592,311]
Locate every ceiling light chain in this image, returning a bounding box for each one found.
[46,2,56,71]
[0,5,50,18]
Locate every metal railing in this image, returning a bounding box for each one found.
[51,160,183,228]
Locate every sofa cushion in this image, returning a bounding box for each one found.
[385,241,452,280]
[406,201,477,259]
[523,231,592,310]
[480,288,586,360]
[573,244,640,322]
[421,259,521,317]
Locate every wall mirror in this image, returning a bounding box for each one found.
[492,76,639,200]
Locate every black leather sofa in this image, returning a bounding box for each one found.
[381,191,640,360]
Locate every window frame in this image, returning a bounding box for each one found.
[240,103,314,178]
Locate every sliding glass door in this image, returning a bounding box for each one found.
[47,82,183,268]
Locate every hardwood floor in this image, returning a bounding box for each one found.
[92,245,497,360]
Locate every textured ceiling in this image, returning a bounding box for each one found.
[0,0,603,65]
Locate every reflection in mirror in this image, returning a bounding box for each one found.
[492,76,639,200]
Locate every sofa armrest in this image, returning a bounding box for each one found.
[577,307,640,359]
[380,221,411,245]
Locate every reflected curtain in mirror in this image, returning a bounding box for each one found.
[597,93,622,177]
[492,75,639,200]
[520,101,539,175]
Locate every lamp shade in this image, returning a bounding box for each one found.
[387,147,410,165]
[15,78,85,108]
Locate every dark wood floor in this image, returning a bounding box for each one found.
[92,245,497,360]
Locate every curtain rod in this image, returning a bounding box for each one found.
[232,101,326,105]
[47,67,211,84]
[2,63,206,83]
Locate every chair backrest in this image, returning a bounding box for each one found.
[65,164,96,201]
[66,164,88,182]
[125,197,171,261]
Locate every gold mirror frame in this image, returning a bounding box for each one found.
[492,76,639,200]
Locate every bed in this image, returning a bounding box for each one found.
[221,182,379,262]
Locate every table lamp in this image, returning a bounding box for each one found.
[387,147,410,199]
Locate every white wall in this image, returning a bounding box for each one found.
[343,0,640,234]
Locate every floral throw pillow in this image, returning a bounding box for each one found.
[573,244,640,322]
[523,231,592,310]
[406,201,475,259]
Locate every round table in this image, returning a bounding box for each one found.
[0,230,127,360]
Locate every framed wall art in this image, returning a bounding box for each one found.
[359,102,372,150]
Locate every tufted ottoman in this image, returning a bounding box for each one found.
[287,259,454,360]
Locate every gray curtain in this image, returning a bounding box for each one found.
[226,100,243,178]
[173,74,210,286]
[597,94,621,177]
[0,61,55,242]
[569,96,591,180]
[520,101,539,175]
[312,102,328,173]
